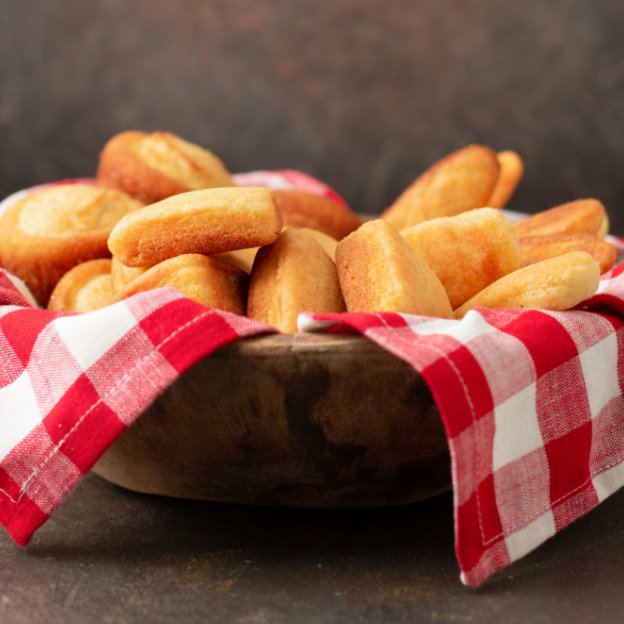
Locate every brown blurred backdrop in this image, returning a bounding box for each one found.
[1,0,623,225]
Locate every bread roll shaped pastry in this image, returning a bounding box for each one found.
[381,144,500,230]
[336,220,453,318]
[48,259,115,313]
[487,150,524,208]
[110,256,147,295]
[513,199,607,238]
[272,189,361,239]
[455,251,600,318]
[292,227,338,260]
[108,187,283,268]
[97,130,234,203]
[0,183,141,305]
[117,253,247,315]
[518,233,616,274]
[248,229,345,333]
[401,208,521,309]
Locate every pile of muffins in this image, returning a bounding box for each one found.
[0,132,615,331]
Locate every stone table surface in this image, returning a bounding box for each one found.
[1,473,623,624]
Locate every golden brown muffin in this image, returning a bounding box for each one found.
[519,233,616,274]
[401,208,521,309]
[336,220,453,317]
[248,229,345,333]
[48,259,114,313]
[117,253,247,315]
[0,183,142,305]
[381,144,500,231]
[455,251,600,318]
[513,199,607,238]
[110,255,147,295]
[97,130,234,204]
[108,187,283,268]
[487,150,524,208]
[272,189,361,239]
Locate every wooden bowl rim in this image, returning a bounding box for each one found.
[215,331,402,359]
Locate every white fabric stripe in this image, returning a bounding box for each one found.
[595,275,624,296]
[123,287,185,322]
[504,510,556,562]
[298,315,337,333]
[26,452,83,515]
[0,372,41,461]
[492,383,542,470]
[578,333,620,418]
[26,323,83,416]
[542,309,614,349]
[592,463,624,503]
[232,171,291,189]
[403,311,494,342]
[4,273,39,308]
[300,310,499,341]
[53,302,138,371]
[545,309,620,420]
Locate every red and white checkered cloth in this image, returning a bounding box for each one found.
[1,171,624,588]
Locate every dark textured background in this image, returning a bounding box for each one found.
[1,0,624,226]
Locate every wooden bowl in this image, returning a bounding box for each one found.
[93,333,451,507]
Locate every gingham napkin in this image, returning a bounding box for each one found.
[1,172,624,589]
[300,266,624,586]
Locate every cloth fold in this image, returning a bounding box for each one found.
[0,286,274,546]
[300,263,624,586]
[1,172,624,588]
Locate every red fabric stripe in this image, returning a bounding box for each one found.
[498,311,580,376]
[0,468,48,548]
[41,374,104,446]
[157,310,240,373]
[0,494,48,547]
[277,169,349,207]
[455,482,506,576]
[1,308,55,368]
[55,402,126,475]
[0,466,23,505]
[137,299,208,349]
[552,482,600,533]
[535,365,591,443]
[477,473,504,545]
[445,346,494,420]
[0,331,24,388]
[0,275,35,308]
[588,293,624,316]
[421,358,475,438]
[460,540,510,588]
[590,396,624,476]
[544,421,593,505]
